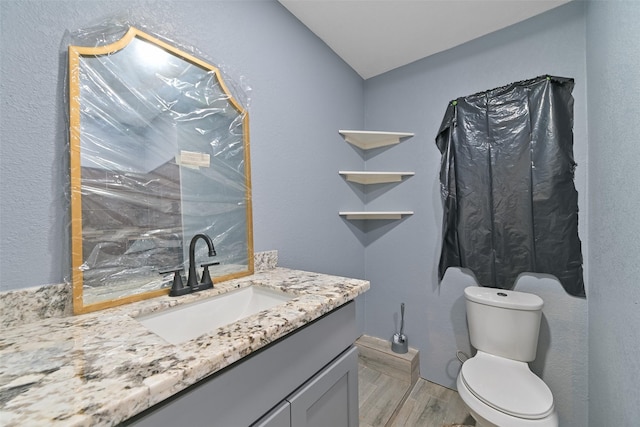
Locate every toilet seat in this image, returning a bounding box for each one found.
[460,352,554,420]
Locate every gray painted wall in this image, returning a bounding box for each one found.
[586,1,640,423]
[0,0,366,293]
[362,2,588,425]
[5,0,640,425]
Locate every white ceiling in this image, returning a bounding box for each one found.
[278,0,571,79]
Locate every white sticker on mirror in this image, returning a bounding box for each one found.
[179,150,211,168]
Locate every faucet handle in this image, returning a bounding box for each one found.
[160,268,190,297]
[197,262,219,291]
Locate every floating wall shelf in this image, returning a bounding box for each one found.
[338,130,414,223]
[339,130,415,150]
[339,171,415,185]
[339,211,414,220]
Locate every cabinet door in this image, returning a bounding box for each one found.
[251,401,291,427]
[288,347,359,427]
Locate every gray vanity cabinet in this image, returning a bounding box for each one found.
[288,346,358,427]
[252,401,290,427]
[124,301,358,427]
[252,346,358,427]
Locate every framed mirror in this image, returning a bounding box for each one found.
[69,27,253,314]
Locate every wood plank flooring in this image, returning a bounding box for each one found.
[359,363,411,427]
[359,361,475,427]
[389,378,475,427]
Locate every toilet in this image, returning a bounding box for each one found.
[456,286,559,427]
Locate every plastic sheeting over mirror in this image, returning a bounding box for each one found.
[436,75,584,297]
[67,21,253,313]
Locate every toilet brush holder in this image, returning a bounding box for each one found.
[391,303,408,354]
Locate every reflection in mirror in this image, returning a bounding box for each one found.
[69,27,253,314]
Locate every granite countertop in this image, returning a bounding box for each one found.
[0,268,369,426]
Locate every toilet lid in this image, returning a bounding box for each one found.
[460,353,554,419]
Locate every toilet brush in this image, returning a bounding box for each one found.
[391,303,408,354]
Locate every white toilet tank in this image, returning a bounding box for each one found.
[465,286,544,362]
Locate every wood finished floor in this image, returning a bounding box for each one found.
[358,362,476,427]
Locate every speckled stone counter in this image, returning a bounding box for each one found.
[0,267,369,426]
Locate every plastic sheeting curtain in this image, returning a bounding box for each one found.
[436,75,585,297]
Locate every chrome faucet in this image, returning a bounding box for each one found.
[187,233,217,291]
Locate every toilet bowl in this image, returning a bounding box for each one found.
[457,352,558,427]
[456,287,558,427]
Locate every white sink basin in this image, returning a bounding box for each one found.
[137,286,294,345]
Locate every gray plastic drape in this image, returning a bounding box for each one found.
[436,75,585,297]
